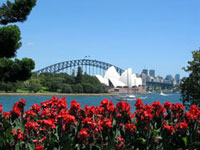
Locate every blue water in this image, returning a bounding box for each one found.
[0,93,182,113]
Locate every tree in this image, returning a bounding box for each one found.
[0,0,37,83]
[60,84,72,93]
[0,25,21,58]
[26,79,42,93]
[0,58,35,82]
[76,66,83,83]
[180,50,200,108]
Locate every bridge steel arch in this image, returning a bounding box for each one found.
[35,59,124,76]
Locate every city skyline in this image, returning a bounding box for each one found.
[1,0,199,78]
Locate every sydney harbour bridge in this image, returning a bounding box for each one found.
[36,59,173,89]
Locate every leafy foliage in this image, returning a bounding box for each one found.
[0,25,21,58]
[180,50,200,108]
[0,58,35,82]
[0,0,36,83]
[0,0,37,25]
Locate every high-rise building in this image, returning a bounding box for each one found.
[175,74,180,84]
[142,69,148,76]
[149,69,155,77]
[165,74,173,81]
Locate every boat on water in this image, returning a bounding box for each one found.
[116,94,136,101]
[116,94,148,101]
[160,91,167,96]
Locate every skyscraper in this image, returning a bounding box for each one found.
[149,69,155,77]
[142,69,148,76]
[175,74,180,84]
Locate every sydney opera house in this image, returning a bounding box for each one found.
[96,66,146,94]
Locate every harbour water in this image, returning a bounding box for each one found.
[0,93,181,113]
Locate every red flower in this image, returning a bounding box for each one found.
[100,98,109,107]
[70,100,81,110]
[198,130,200,135]
[12,103,21,116]
[164,101,171,109]
[175,122,188,132]
[35,145,44,150]
[125,123,136,133]
[2,112,10,118]
[116,136,125,150]
[176,103,184,112]
[19,99,26,107]
[101,118,113,129]
[62,113,76,131]
[163,124,174,135]
[134,99,143,109]
[39,118,56,129]
[0,104,2,113]
[78,128,89,139]
[25,121,40,131]
[31,104,41,113]
[57,97,67,109]
[12,129,24,141]
[100,99,115,114]
[116,101,131,113]
[151,101,165,118]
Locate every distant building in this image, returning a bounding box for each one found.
[175,74,180,84]
[142,69,148,76]
[165,74,173,81]
[149,69,155,77]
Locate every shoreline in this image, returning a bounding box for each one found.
[0,93,118,97]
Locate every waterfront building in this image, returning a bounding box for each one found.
[149,69,155,77]
[96,66,143,88]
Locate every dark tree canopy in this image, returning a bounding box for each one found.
[0,0,37,83]
[0,0,37,25]
[0,58,35,82]
[0,25,21,58]
[180,50,200,108]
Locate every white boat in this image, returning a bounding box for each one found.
[160,91,167,96]
[116,94,136,101]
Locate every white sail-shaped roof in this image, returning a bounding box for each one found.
[96,75,109,86]
[135,78,142,87]
[109,78,126,88]
[132,74,137,87]
[96,66,143,88]
[119,68,133,88]
[104,66,120,80]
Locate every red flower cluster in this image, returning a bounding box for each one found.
[0,97,199,150]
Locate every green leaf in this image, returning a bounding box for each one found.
[28,143,35,150]
[112,118,116,126]
[115,129,121,138]
[137,137,146,145]
[182,137,187,146]
[5,127,12,138]
[152,129,159,136]
[15,143,20,150]
[0,136,4,147]
[75,144,80,150]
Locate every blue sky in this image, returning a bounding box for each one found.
[2,0,200,78]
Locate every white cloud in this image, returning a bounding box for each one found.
[26,42,34,46]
